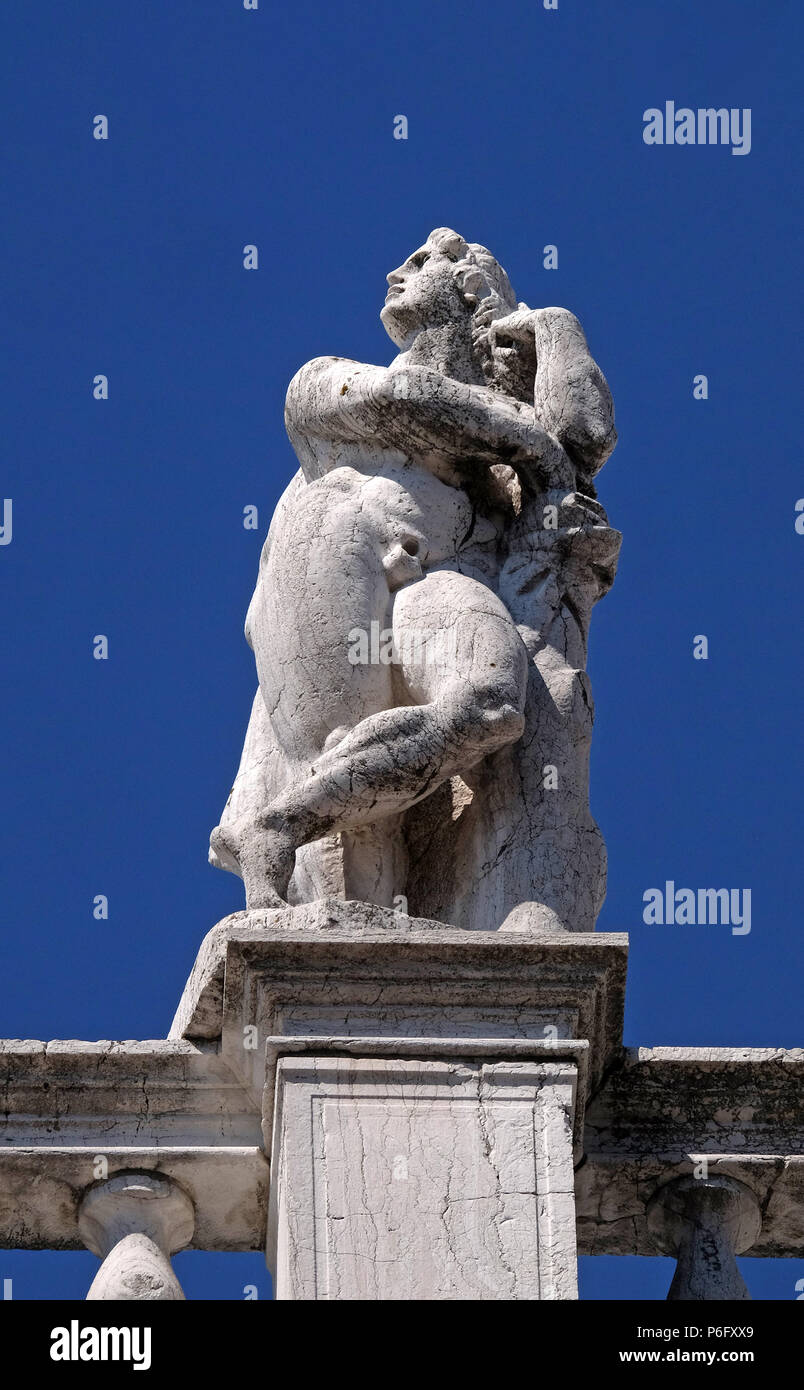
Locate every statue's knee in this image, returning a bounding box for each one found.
[478,700,526,748]
[451,683,526,752]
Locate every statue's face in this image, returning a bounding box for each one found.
[381,242,468,346]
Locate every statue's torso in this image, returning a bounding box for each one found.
[245,455,499,769]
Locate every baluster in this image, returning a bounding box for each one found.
[647,1174,761,1301]
[78,1171,194,1301]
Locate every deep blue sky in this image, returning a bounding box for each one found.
[1,1,801,1302]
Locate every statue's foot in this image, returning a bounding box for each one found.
[242,876,289,911]
[240,815,297,910]
[211,817,296,910]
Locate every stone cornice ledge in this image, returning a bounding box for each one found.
[0,1039,268,1251]
[577,1046,804,1257]
[170,907,628,1099]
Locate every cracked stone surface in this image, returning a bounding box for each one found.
[209,227,619,932]
[267,1055,578,1301]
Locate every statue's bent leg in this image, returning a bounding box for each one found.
[242,570,528,905]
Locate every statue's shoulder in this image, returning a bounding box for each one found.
[286,355,361,417]
[285,356,386,443]
[287,355,362,391]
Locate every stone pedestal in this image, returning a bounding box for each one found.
[267,1052,577,1300]
[171,902,628,1301]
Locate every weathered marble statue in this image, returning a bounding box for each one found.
[210,228,620,932]
[3,230,799,1310]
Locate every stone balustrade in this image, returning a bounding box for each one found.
[1,913,802,1300]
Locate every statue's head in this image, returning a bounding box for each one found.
[381,227,518,351]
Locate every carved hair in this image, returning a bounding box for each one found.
[425,227,531,397]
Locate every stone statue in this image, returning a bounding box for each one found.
[210,228,620,932]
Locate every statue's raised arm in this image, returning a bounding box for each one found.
[486,304,617,488]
